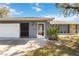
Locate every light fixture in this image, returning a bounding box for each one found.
[32,22,36,26]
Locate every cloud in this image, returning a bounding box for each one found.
[54,15,79,21]
[6,3,10,5]
[9,8,23,16]
[32,7,42,12]
[0,3,10,9]
[44,15,54,18]
[32,3,42,12]
[44,15,79,21]
[0,3,7,8]
[35,3,39,6]
[0,3,23,17]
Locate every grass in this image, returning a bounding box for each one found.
[75,34,79,44]
[23,35,79,56]
[31,42,78,56]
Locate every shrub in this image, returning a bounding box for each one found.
[47,26,59,40]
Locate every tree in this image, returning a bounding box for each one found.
[56,3,79,17]
[0,7,9,18]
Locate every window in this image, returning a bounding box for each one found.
[77,25,79,33]
[59,25,69,33]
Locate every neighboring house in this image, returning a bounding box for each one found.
[0,17,53,38]
[50,20,79,34]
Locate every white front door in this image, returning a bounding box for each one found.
[37,22,45,38]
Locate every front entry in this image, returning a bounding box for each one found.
[37,22,45,38]
[20,23,29,38]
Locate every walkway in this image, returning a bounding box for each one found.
[0,38,47,56]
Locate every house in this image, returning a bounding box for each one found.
[50,20,79,34]
[0,17,79,39]
[0,17,53,38]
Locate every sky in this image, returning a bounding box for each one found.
[5,3,59,17]
[0,3,79,22]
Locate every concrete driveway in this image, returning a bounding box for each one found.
[0,38,47,56]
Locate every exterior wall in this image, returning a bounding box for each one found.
[0,23,20,37]
[51,24,79,34]
[59,24,69,33]
[52,24,69,33]
[77,25,79,33]
[70,24,76,33]
[45,22,49,38]
[0,22,48,38]
[29,22,37,38]
[29,22,48,38]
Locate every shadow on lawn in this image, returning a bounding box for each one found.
[30,41,79,56]
[54,42,79,56]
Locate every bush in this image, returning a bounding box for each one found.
[47,26,59,40]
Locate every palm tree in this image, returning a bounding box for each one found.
[56,3,79,17]
[0,7,9,18]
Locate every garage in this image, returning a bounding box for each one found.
[0,23,20,37]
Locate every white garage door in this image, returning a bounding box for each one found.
[0,23,20,37]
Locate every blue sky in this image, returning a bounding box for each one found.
[7,3,59,17]
[0,3,79,21]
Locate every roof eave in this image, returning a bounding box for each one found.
[0,17,54,23]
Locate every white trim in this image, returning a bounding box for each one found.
[37,22,45,38]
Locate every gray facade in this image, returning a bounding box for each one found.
[0,22,49,38]
[0,18,53,38]
[29,22,37,38]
